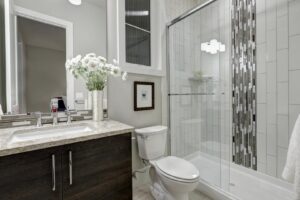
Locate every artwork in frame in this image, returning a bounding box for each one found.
[134,81,155,111]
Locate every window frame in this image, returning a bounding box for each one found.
[118,0,163,76]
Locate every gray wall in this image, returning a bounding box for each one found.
[106,0,200,188]
[14,0,107,109]
[108,74,162,128]
[25,45,66,113]
[108,73,162,187]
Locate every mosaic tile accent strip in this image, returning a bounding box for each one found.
[231,0,257,170]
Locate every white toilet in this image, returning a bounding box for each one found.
[135,126,200,200]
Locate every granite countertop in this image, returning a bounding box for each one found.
[0,120,134,157]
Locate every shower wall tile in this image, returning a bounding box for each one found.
[257,0,266,14]
[277,49,288,82]
[257,104,267,133]
[266,62,277,93]
[164,0,196,22]
[277,82,288,115]
[277,0,288,17]
[267,155,277,177]
[169,0,231,164]
[288,105,300,137]
[277,147,288,178]
[257,74,267,103]
[257,133,267,163]
[289,70,300,104]
[257,44,266,73]
[257,162,267,173]
[266,0,277,30]
[266,30,277,62]
[267,124,277,156]
[289,0,300,36]
[289,35,300,70]
[277,115,289,148]
[267,93,277,124]
[256,0,300,179]
[277,15,288,50]
[257,13,266,44]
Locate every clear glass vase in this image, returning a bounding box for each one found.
[87,91,93,110]
[92,90,103,121]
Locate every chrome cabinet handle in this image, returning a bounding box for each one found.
[69,151,73,185]
[52,154,56,191]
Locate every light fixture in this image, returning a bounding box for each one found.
[69,0,82,6]
[201,39,226,54]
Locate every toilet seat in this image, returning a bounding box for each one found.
[153,156,199,183]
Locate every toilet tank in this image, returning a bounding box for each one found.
[135,126,168,160]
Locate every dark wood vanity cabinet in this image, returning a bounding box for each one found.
[62,134,132,200]
[0,133,132,200]
[0,146,62,200]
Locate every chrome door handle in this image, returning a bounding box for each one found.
[51,154,56,191]
[69,151,73,185]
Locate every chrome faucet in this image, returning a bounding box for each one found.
[35,112,42,127]
[65,108,72,124]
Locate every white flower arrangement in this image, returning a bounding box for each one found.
[66,53,127,91]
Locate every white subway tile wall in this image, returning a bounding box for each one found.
[256,0,300,179]
[168,0,231,189]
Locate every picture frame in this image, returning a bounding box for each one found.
[134,81,155,111]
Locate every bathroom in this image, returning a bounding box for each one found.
[0,0,299,199]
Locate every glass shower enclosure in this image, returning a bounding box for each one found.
[167,0,231,194]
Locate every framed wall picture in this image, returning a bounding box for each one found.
[134,81,155,111]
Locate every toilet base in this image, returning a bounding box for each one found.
[149,167,189,200]
[150,183,189,200]
[150,183,166,200]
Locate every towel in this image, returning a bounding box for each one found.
[283,114,300,199]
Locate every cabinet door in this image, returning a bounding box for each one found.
[62,133,132,200]
[0,147,62,200]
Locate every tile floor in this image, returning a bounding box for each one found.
[133,185,212,200]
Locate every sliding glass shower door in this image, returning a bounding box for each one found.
[167,0,231,191]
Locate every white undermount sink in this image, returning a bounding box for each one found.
[7,123,94,145]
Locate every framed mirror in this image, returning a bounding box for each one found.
[1,0,107,114]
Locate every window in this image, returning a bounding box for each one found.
[125,0,151,66]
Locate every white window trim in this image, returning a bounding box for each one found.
[4,0,13,112]
[117,0,164,77]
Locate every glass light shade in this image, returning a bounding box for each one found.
[69,0,82,5]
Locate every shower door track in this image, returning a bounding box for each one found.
[168,93,215,96]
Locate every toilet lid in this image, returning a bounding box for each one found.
[155,156,199,181]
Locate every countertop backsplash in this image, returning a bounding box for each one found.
[0,110,93,129]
